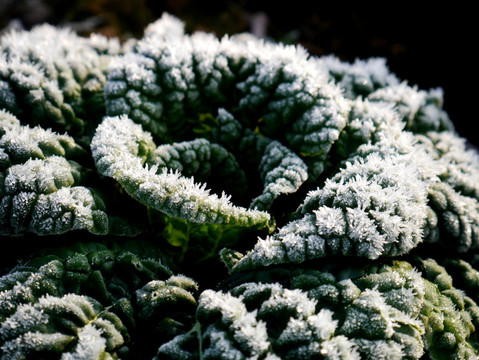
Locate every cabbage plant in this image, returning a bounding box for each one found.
[1,13,479,359]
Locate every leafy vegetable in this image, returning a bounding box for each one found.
[0,239,198,359]
[415,258,479,359]
[0,24,121,143]
[1,12,479,359]
[157,260,427,360]
[91,115,270,228]
[0,110,140,237]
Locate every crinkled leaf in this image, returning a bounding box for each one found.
[158,260,425,360]
[91,115,270,228]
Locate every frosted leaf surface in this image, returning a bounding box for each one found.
[319,55,453,134]
[0,240,199,358]
[0,110,86,165]
[210,108,244,150]
[147,137,249,199]
[333,99,400,160]
[158,260,425,359]
[0,23,121,138]
[414,131,479,252]
[0,294,126,360]
[415,258,479,359]
[250,140,308,211]
[368,82,453,133]
[0,112,129,236]
[135,276,198,320]
[104,19,349,177]
[1,12,479,360]
[59,325,107,360]
[142,12,186,40]
[91,115,270,227]
[319,55,400,99]
[231,125,435,270]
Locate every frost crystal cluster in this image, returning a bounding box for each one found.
[1,12,479,359]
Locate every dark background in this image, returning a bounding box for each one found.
[1,1,477,146]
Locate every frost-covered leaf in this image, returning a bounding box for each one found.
[91,115,270,228]
[319,55,400,99]
[417,131,479,252]
[0,293,127,360]
[142,12,186,41]
[0,109,86,165]
[0,239,199,359]
[250,139,308,211]
[320,55,453,134]
[104,17,349,177]
[158,260,425,359]
[2,12,479,360]
[0,113,129,236]
[439,258,479,301]
[415,258,479,360]
[147,137,249,200]
[0,24,121,140]
[228,124,436,271]
[332,99,399,161]
[368,82,453,134]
